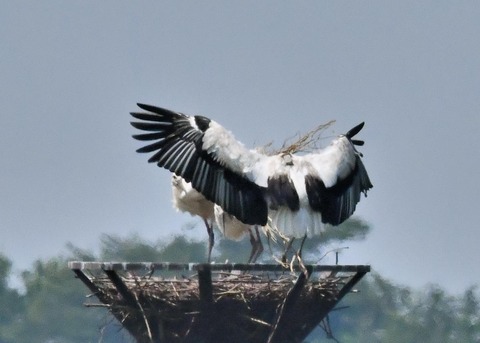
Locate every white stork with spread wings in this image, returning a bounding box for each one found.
[131,103,372,241]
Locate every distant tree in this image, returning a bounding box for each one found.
[5,257,111,343]
[300,217,371,263]
[412,286,456,342]
[308,274,480,343]
[0,254,23,343]
[156,235,209,262]
[317,273,413,343]
[98,233,165,261]
[214,217,371,264]
[93,233,208,263]
[455,286,480,342]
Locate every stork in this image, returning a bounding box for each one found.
[172,174,264,262]
[214,204,264,263]
[171,174,216,262]
[131,103,372,245]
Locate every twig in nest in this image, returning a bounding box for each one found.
[133,291,153,342]
[296,254,308,278]
[289,254,297,273]
[241,292,251,309]
[319,315,340,343]
[242,314,272,327]
[170,281,180,298]
[279,120,336,155]
[84,303,111,308]
[183,315,196,339]
[272,254,289,269]
[120,312,130,324]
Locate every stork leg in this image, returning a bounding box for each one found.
[204,219,214,263]
[247,226,264,263]
[247,230,256,263]
[253,226,264,262]
[281,237,295,264]
[297,234,307,259]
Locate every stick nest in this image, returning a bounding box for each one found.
[112,270,339,303]
[86,269,347,342]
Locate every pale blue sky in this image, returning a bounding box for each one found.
[1,1,479,293]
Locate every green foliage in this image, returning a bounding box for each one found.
[0,234,212,342]
[311,274,480,343]
[99,233,165,261]
[0,254,23,342]
[5,257,109,343]
[96,233,208,262]
[157,235,207,262]
[214,217,371,264]
[456,286,480,342]
[301,217,371,263]
[318,217,371,244]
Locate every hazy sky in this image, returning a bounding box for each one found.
[1,1,479,294]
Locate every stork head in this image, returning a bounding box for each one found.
[171,174,188,191]
[281,153,294,166]
[172,173,181,186]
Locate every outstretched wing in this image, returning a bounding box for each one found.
[304,123,373,225]
[130,103,268,225]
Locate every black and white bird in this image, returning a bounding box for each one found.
[172,174,264,262]
[131,103,372,241]
[171,174,216,261]
[213,204,264,263]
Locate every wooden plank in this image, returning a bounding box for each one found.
[104,270,162,343]
[72,269,100,295]
[69,261,370,273]
[294,270,369,342]
[104,270,138,308]
[73,269,152,342]
[336,271,367,300]
[267,266,313,343]
[197,264,213,304]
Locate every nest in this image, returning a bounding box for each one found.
[70,262,369,343]
[120,271,338,302]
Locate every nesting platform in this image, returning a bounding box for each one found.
[69,261,369,343]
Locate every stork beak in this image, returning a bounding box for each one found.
[346,122,365,139]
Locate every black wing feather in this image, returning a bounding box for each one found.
[306,122,372,225]
[130,103,268,225]
[306,156,372,225]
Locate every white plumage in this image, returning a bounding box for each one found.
[131,103,372,241]
[172,174,264,262]
[171,174,216,261]
[213,204,249,241]
[214,205,264,263]
[172,174,215,224]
